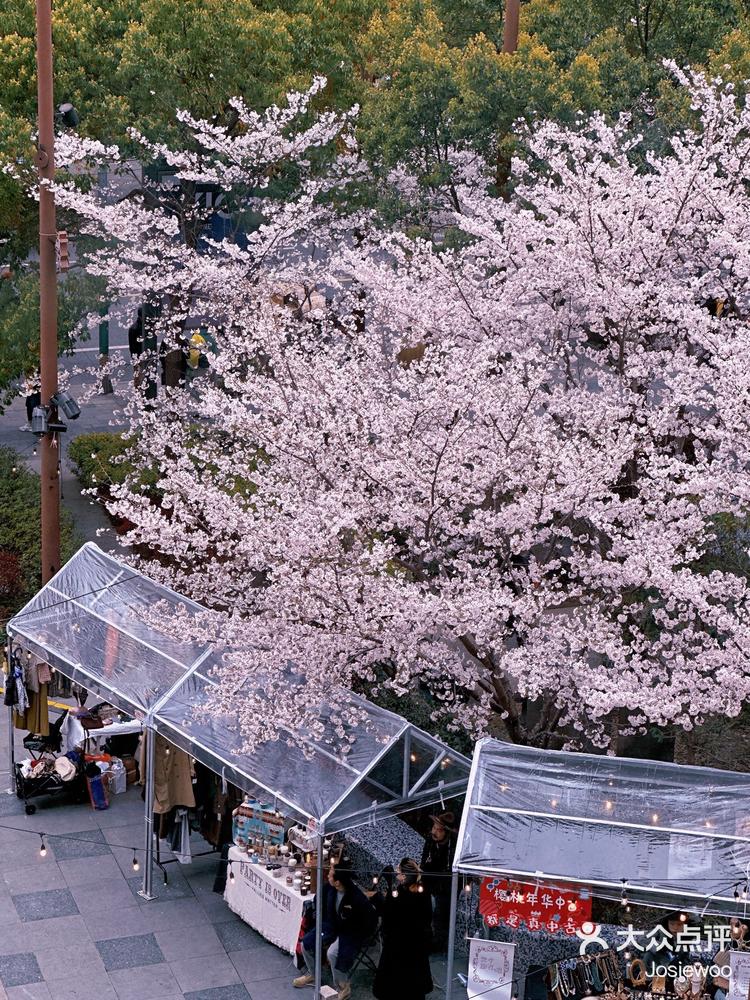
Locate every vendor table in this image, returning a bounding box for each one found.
[85,719,143,750]
[224,845,306,954]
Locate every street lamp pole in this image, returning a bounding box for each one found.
[35,0,61,583]
[503,0,520,54]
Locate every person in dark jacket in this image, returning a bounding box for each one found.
[294,861,377,999]
[372,858,433,1000]
[421,811,457,950]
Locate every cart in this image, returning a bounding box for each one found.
[14,711,85,814]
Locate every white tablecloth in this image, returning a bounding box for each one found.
[85,719,143,750]
[224,846,307,954]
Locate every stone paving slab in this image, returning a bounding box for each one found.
[47,829,111,861]
[12,890,79,923]
[107,963,181,1000]
[96,933,164,972]
[0,956,43,990]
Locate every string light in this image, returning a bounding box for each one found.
[410,752,417,763]
[229,866,235,885]
[679,912,687,923]
[132,853,139,872]
[391,889,398,898]
[551,799,558,808]
[621,881,629,907]
[734,887,741,901]
[39,835,46,858]
[464,882,472,894]
[372,876,378,886]
[742,884,748,901]
[651,813,659,824]
[604,800,613,811]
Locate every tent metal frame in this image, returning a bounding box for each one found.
[445,737,750,1000]
[7,543,471,1000]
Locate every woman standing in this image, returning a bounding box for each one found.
[372,858,433,1000]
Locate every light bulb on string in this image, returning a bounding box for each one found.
[735,887,741,901]
[742,884,748,901]
[132,853,139,872]
[464,881,472,894]
[229,866,235,885]
[679,912,687,923]
[651,813,659,824]
[391,889,398,898]
[372,876,378,887]
[39,835,46,858]
[604,801,613,812]
[621,882,629,907]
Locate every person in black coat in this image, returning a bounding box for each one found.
[421,811,457,950]
[372,858,433,1000]
[294,861,377,999]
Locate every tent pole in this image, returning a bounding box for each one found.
[6,636,15,795]
[7,707,15,795]
[139,726,157,900]
[314,834,324,999]
[445,870,459,1000]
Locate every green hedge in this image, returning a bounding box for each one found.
[0,446,78,638]
[68,432,158,494]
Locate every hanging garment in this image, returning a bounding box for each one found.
[3,667,18,707]
[37,662,52,685]
[23,656,39,695]
[170,808,192,865]
[14,684,50,737]
[140,732,195,813]
[14,667,29,716]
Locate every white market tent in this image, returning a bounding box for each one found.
[8,544,470,996]
[445,737,750,998]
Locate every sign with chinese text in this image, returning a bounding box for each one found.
[468,939,516,1000]
[479,878,592,935]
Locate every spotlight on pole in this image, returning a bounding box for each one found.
[31,406,49,437]
[51,389,80,420]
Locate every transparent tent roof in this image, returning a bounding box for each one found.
[8,543,470,834]
[456,738,750,915]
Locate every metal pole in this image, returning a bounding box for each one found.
[314,835,324,999]
[402,730,411,796]
[139,727,157,900]
[445,870,459,1000]
[7,708,16,795]
[502,0,520,53]
[98,303,113,394]
[35,0,60,585]
[6,637,15,795]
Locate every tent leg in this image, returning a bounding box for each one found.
[138,726,157,900]
[6,638,14,796]
[314,835,324,999]
[445,870,459,1000]
[7,707,15,795]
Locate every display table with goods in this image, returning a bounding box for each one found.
[223,798,335,953]
[224,845,309,954]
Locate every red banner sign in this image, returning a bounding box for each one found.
[479,877,592,936]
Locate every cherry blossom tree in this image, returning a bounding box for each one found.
[54,70,750,750]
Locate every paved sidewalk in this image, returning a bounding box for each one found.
[0,720,451,1000]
